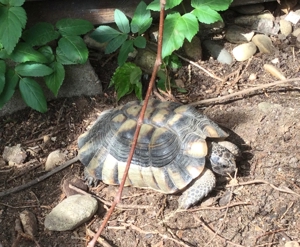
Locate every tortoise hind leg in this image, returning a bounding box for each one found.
[177,168,216,209]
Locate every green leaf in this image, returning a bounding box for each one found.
[130,66,142,85]
[110,62,142,101]
[114,9,130,33]
[56,46,76,65]
[44,61,65,96]
[15,62,53,77]
[192,6,223,24]
[22,22,60,46]
[0,6,27,54]
[0,43,9,59]
[133,36,146,49]
[191,0,232,11]
[90,25,122,43]
[131,1,152,34]
[162,13,198,58]
[134,81,142,100]
[105,33,128,54]
[57,35,88,64]
[118,39,134,66]
[56,18,94,36]
[0,49,8,59]
[147,0,183,11]
[19,77,47,113]
[0,0,25,6]
[9,42,48,63]
[0,60,6,94]
[0,69,19,108]
[164,54,182,70]
[38,46,55,63]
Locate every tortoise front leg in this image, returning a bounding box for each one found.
[177,168,216,209]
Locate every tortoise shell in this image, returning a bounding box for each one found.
[78,99,229,194]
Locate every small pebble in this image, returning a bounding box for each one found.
[43,135,50,143]
[285,241,300,247]
[263,64,286,80]
[19,210,38,237]
[280,20,292,36]
[45,150,66,171]
[252,34,274,54]
[249,73,257,81]
[232,42,257,61]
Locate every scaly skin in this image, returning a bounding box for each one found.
[178,168,216,209]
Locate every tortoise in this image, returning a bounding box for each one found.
[78,99,239,209]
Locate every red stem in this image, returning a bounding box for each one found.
[87,1,166,246]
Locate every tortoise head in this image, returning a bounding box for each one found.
[209,142,237,176]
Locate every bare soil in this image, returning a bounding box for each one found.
[1,26,300,247]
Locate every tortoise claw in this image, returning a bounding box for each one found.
[84,169,99,186]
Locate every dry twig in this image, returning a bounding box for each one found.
[188,78,300,106]
[226,179,300,197]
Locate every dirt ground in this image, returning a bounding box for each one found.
[1,17,300,247]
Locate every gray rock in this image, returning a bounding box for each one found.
[280,19,292,36]
[292,28,300,37]
[2,145,27,165]
[203,41,233,65]
[252,34,274,54]
[134,49,156,74]
[19,210,38,237]
[232,42,257,61]
[0,60,101,117]
[45,150,66,171]
[225,25,254,44]
[258,102,282,113]
[45,194,98,231]
[233,3,264,14]
[234,13,274,26]
[183,36,202,61]
[252,18,280,35]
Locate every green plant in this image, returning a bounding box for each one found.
[90,1,152,101]
[0,0,93,112]
[110,62,142,101]
[91,1,152,66]
[90,0,232,101]
[148,0,232,58]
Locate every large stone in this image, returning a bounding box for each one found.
[225,25,254,44]
[0,60,101,117]
[44,194,98,231]
[183,36,202,61]
[203,41,233,65]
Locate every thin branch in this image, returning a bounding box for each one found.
[176,53,224,82]
[87,1,166,246]
[226,179,300,196]
[188,78,300,106]
[0,157,80,198]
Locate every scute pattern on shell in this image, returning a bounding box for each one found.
[78,99,228,194]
